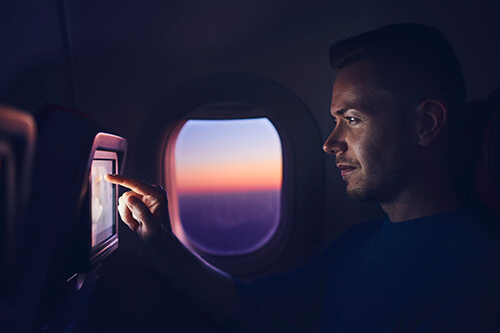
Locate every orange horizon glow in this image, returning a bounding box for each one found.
[176,161,282,193]
[177,186,281,194]
[174,118,283,194]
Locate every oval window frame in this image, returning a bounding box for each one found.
[136,73,324,277]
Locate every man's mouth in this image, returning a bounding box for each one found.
[337,164,357,177]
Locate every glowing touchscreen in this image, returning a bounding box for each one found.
[91,158,116,248]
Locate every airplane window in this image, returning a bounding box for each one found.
[170,118,283,255]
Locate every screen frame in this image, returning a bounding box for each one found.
[89,150,118,266]
[82,132,126,271]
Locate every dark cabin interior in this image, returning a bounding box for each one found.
[1,0,499,332]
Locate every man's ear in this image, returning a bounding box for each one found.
[415,99,448,147]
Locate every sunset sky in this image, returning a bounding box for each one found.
[174,118,283,193]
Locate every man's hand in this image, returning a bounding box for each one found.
[106,175,238,324]
[104,174,171,239]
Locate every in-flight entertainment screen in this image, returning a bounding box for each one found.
[90,152,117,249]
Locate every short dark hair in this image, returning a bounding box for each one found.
[329,23,466,130]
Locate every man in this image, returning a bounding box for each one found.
[106,23,499,331]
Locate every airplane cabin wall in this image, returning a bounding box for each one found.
[0,1,75,113]
[61,0,500,247]
[1,0,499,266]
[2,1,500,330]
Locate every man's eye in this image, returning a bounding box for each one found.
[345,117,360,124]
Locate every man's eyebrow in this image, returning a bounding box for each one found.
[331,108,349,115]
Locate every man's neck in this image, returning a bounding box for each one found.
[381,182,462,223]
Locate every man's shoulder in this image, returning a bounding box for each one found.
[321,218,384,259]
[470,204,500,243]
[343,218,385,236]
[454,204,500,255]
[336,218,385,243]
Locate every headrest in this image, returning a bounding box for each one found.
[472,88,500,213]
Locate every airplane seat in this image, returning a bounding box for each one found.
[14,104,126,333]
[475,87,500,213]
[84,252,218,332]
[0,105,36,333]
[466,87,500,214]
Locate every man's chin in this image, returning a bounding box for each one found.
[347,189,364,201]
[346,185,380,203]
[346,184,362,201]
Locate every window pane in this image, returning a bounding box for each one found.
[174,118,282,255]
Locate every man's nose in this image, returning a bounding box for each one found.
[323,127,347,155]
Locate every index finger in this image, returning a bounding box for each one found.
[104,174,156,196]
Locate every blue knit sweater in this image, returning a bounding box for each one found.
[235,206,500,332]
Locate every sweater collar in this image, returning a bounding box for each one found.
[380,205,473,239]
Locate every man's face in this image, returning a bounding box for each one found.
[323,59,417,203]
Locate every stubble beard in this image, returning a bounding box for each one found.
[345,152,413,204]
[345,170,388,202]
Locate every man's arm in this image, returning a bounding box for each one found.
[105,174,239,324]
